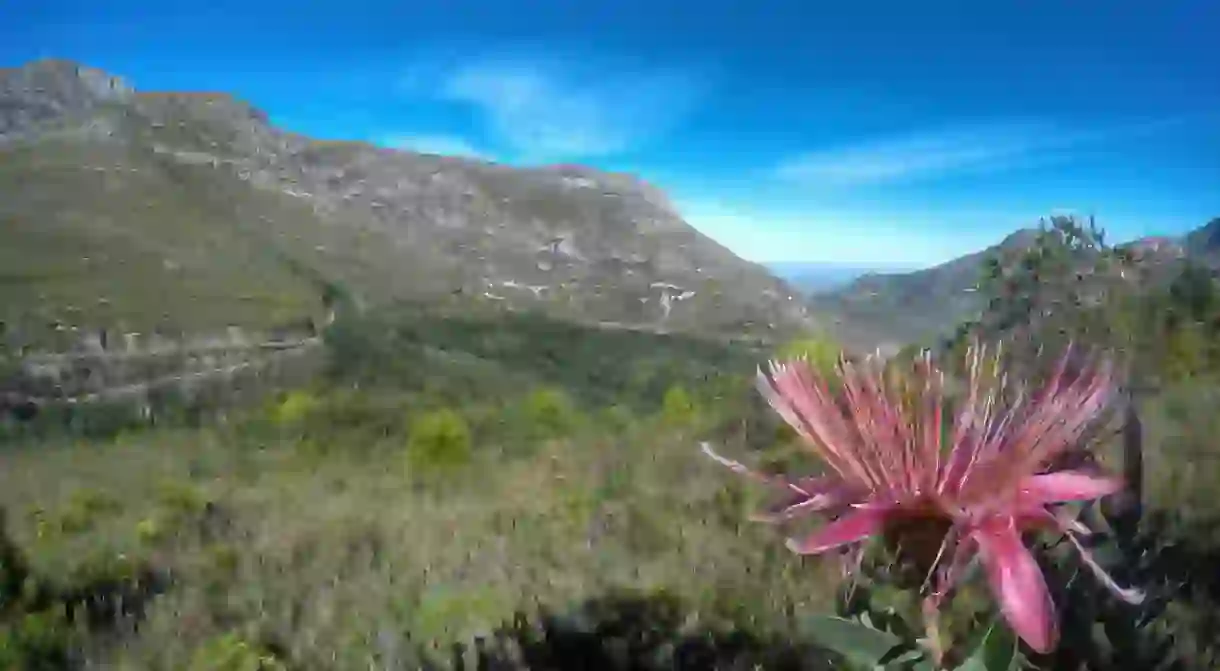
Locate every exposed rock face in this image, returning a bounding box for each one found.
[1122,236,1185,260]
[0,59,814,343]
[0,59,133,139]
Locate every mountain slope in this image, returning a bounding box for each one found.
[0,132,334,342]
[811,229,1040,344]
[1184,218,1220,261]
[1,59,815,348]
[814,219,1219,347]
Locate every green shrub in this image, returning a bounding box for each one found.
[522,387,578,439]
[203,544,241,580]
[70,400,150,440]
[301,389,406,444]
[61,550,149,590]
[660,385,700,428]
[406,408,473,472]
[0,608,76,671]
[412,585,513,646]
[0,510,33,611]
[264,388,412,456]
[270,389,321,427]
[775,335,843,376]
[155,481,209,520]
[598,404,635,433]
[188,632,287,671]
[120,481,214,546]
[134,517,164,545]
[1145,382,1220,525]
[32,489,124,538]
[1163,325,1210,383]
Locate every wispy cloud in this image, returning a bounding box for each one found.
[774,117,1190,188]
[402,51,704,163]
[379,133,493,160]
[774,121,1070,187]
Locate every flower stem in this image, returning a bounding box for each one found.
[921,597,946,668]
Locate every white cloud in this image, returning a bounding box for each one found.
[774,116,1195,189]
[379,133,492,160]
[774,121,1071,187]
[403,53,703,162]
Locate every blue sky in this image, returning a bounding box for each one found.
[6,0,1219,267]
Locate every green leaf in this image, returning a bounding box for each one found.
[954,619,1019,671]
[883,647,932,670]
[804,614,905,669]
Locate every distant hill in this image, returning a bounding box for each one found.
[1184,218,1220,260]
[810,229,1041,344]
[0,59,818,350]
[764,261,920,293]
[813,220,1220,347]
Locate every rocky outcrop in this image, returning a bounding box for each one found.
[0,59,133,140]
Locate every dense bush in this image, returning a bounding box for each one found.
[187,632,288,671]
[660,384,700,428]
[271,389,322,427]
[520,387,581,440]
[323,303,756,412]
[776,335,843,374]
[0,507,167,669]
[406,408,474,472]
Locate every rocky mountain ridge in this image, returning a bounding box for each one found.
[0,59,816,348]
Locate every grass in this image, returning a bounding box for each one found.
[1139,380,1220,530]
[0,136,326,344]
[3,300,1220,668]
[0,399,837,668]
[5,372,1219,669]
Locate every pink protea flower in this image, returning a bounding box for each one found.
[702,343,1143,654]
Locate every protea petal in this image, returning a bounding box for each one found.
[759,362,875,486]
[785,506,889,555]
[1035,505,1095,536]
[1046,513,1146,605]
[973,519,1058,654]
[751,482,858,523]
[699,443,861,522]
[1020,471,1123,504]
[699,443,809,494]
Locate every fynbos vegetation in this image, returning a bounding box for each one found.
[1,54,1218,671]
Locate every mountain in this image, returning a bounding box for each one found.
[814,219,1220,347]
[0,59,815,349]
[810,229,1041,345]
[1184,218,1220,259]
[764,262,919,293]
